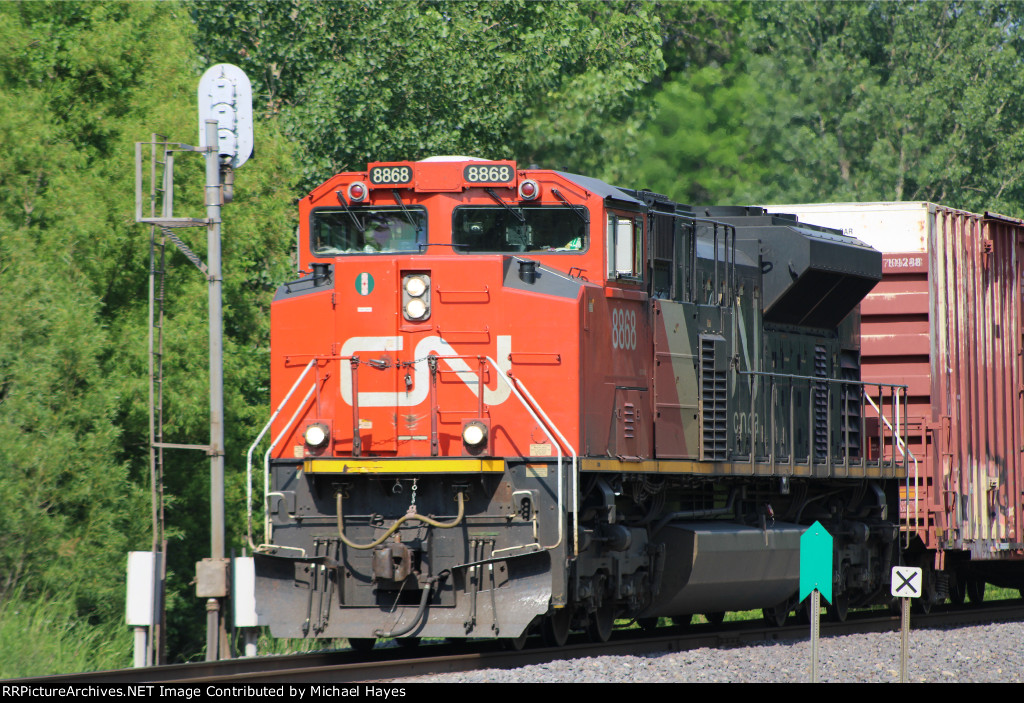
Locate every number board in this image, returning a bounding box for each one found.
[463,162,516,187]
[368,162,414,187]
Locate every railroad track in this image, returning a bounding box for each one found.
[14,600,1024,684]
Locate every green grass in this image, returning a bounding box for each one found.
[983,585,1022,601]
[0,589,131,679]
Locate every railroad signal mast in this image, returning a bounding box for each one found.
[132,64,253,664]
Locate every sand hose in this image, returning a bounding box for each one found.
[336,491,466,550]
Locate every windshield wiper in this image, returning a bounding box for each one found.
[334,190,365,234]
[484,187,525,223]
[392,190,417,227]
[551,187,589,225]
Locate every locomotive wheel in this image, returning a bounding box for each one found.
[587,602,615,643]
[796,598,820,624]
[506,629,530,651]
[704,611,726,626]
[348,637,376,652]
[827,593,849,622]
[967,578,986,604]
[637,617,659,632]
[949,578,966,606]
[670,614,692,628]
[506,616,541,650]
[543,607,572,647]
[763,600,790,627]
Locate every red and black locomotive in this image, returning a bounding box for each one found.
[251,157,913,645]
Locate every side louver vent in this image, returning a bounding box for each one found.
[700,335,728,461]
[839,351,862,458]
[813,346,829,459]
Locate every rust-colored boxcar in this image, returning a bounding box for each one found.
[769,202,1024,592]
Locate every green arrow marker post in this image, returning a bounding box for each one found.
[800,520,834,603]
[800,521,833,682]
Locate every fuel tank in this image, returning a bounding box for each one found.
[641,521,803,616]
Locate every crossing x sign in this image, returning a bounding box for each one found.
[891,566,923,598]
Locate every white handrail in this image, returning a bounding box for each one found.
[245,359,317,549]
[249,355,578,559]
[864,391,918,541]
[486,357,575,555]
[263,383,318,543]
[491,359,579,557]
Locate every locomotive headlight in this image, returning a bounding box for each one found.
[404,276,427,297]
[401,273,430,321]
[462,421,487,446]
[405,298,428,320]
[304,423,329,447]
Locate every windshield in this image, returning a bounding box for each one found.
[311,208,427,255]
[453,206,586,253]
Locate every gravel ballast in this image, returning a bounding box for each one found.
[396,620,1024,683]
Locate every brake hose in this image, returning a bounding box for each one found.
[336,491,466,550]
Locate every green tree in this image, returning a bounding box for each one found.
[636,63,767,204]
[0,0,299,667]
[191,0,664,189]
[744,0,1024,212]
[635,1,1024,215]
[630,2,770,203]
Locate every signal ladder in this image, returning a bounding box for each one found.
[140,135,212,664]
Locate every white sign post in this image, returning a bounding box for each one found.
[891,565,923,683]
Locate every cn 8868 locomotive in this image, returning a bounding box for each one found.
[251,157,908,646]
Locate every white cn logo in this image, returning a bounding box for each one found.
[339,335,512,407]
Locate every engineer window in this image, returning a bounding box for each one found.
[452,206,587,253]
[310,207,427,256]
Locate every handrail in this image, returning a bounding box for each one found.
[738,370,908,467]
[864,392,919,548]
[739,368,915,547]
[263,383,318,544]
[485,357,573,555]
[245,359,318,549]
[252,353,576,558]
[494,360,580,557]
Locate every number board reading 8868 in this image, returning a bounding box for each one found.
[369,165,413,186]
[463,163,515,185]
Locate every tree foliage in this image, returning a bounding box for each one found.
[0,0,191,626]
[743,0,1024,211]
[635,1,1024,214]
[191,0,665,189]
[0,0,298,661]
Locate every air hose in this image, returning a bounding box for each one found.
[336,491,466,550]
[373,575,444,638]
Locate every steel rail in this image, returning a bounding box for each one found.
[18,600,1024,685]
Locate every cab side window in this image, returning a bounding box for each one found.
[607,213,643,279]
